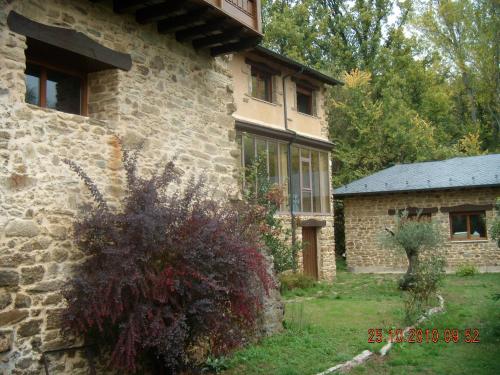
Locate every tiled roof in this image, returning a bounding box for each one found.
[334,154,500,197]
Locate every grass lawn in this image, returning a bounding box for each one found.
[351,273,500,375]
[222,272,500,375]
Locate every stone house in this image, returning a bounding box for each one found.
[0,0,339,373]
[229,46,341,282]
[335,154,500,273]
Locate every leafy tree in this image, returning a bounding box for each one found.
[381,212,441,290]
[329,69,457,186]
[413,0,500,151]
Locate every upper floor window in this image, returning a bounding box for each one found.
[291,146,330,214]
[296,84,314,115]
[450,212,487,241]
[25,62,87,116]
[251,66,273,102]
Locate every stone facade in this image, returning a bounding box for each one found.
[342,188,500,273]
[0,0,283,373]
[229,51,337,282]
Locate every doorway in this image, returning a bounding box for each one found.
[302,227,318,280]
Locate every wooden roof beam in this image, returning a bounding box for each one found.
[175,18,226,42]
[135,2,185,24]
[157,8,208,34]
[211,35,261,56]
[113,0,153,14]
[192,27,242,49]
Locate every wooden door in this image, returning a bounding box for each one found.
[302,227,318,280]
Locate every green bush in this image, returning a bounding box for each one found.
[202,356,228,374]
[456,264,479,277]
[279,272,316,292]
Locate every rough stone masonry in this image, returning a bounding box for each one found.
[0,0,283,373]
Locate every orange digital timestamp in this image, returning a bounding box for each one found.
[368,328,480,344]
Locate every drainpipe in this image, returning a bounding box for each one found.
[282,68,304,247]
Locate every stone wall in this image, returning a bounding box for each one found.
[0,0,282,373]
[342,188,500,273]
[278,213,336,282]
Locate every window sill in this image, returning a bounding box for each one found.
[25,103,88,118]
[449,239,489,243]
[245,94,281,107]
[25,103,107,126]
[276,211,332,217]
[296,111,320,120]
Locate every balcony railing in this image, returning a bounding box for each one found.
[101,0,262,56]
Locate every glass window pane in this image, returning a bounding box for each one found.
[311,151,321,212]
[291,146,301,212]
[268,142,279,185]
[46,69,81,115]
[243,134,255,168]
[256,138,267,161]
[297,87,312,115]
[25,64,40,106]
[319,152,330,213]
[301,160,311,189]
[451,214,467,239]
[279,144,289,211]
[302,191,312,212]
[251,75,258,97]
[251,69,271,102]
[469,213,486,238]
[243,134,255,183]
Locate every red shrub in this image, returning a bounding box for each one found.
[62,147,274,373]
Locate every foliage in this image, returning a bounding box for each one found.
[333,201,345,261]
[261,1,497,188]
[279,273,316,293]
[202,356,229,374]
[413,0,500,152]
[243,156,301,273]
[491,198,500,247]
[381,211,441,290]
[403,256,446,323]
[62,146,274,374]
[455,263,479,277]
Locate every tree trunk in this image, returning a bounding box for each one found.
[400,250,418,290]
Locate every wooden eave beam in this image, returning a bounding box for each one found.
[135,2,185,24]
[175,18,226,42]
[192,27,242,49]
[7,11,132,71]
[157,8,208,34]
[245,57,280,76]
[113,0,150,14]
[210,35,261,56]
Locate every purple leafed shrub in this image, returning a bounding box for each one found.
[62,146,274,373]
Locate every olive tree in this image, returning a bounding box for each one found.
[381,212,441,290]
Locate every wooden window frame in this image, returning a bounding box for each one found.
[296,84,313,115]
[294,146,331,215]
[406,212,432,222]
[25,59,88,116]
[240,135,332,215]
[449,211,487,241]
[250,66,273,103]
